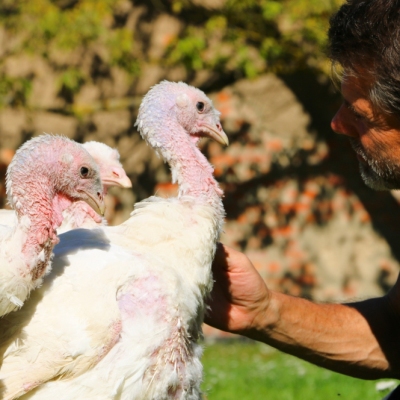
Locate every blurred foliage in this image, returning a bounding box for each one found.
[0,0,344,108]
[58,68,85,95]
[167,0,344,78]
[0,77,32,107]
[0,0,139,107]
[1,0,122,52]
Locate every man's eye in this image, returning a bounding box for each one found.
[347,104,364,121]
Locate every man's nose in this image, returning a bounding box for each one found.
[331,105,358,138]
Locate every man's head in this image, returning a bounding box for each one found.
[329,0,400,190]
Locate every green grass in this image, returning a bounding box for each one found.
[202,340,398,400]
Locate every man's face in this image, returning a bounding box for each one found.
[331,74,400,190]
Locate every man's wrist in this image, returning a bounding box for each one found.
[245,290,281,342]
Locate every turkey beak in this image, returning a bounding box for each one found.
[201,122,229,146]
[83,191,106,217]
[102,167,132,189]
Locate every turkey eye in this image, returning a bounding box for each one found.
[196,102,205,112]
[80,166,89,178]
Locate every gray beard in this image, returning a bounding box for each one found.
[349,138,400,191]
[358,163,397,190]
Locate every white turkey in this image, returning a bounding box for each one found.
[0,141,131,232]
[0,81,228,400]
[0,134,105,317]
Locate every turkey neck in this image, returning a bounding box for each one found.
[8,159,71,279]
[161,123,224,224]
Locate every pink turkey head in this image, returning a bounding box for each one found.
[135,81,228,154]
[174,84,229,146]
[7,135,105,218]
[82,141,132,191]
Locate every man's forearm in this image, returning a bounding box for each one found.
[246,291,400,379]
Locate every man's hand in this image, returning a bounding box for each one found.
[206,247,400,379]
[205,243,270,336]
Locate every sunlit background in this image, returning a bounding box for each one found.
[0,1,399,398]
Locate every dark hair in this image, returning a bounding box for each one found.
[329,0,400,115]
